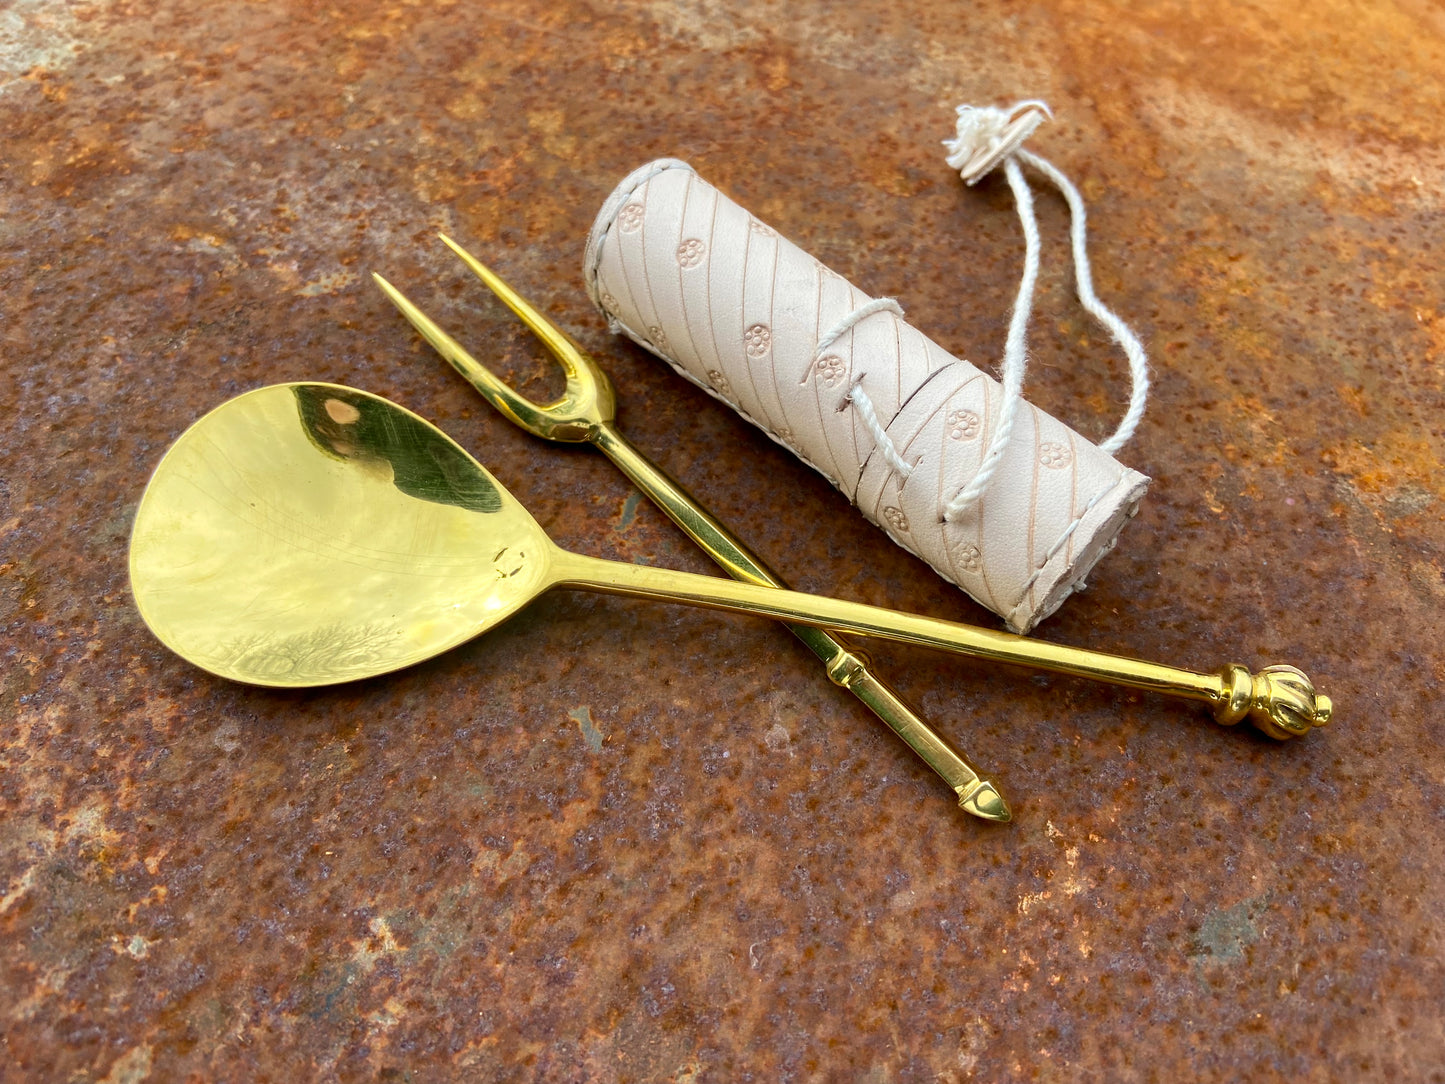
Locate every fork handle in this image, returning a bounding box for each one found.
[589,422,1009,820]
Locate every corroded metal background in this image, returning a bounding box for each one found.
[3,1,1442,1080]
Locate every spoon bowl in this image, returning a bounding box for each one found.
[130,383,552,685]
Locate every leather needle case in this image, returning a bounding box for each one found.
[585,159,1149,633]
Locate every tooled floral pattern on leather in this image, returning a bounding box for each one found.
[1039,441,1072,469]
[815,355,847,388]
[954,543,982,573]
[947,408,982,441]
[676,238,706,268]
[618,202,645,232]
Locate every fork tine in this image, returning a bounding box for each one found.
[372,271,543,432]
[438,234,597,387]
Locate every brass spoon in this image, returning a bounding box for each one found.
[129,383,1331,743]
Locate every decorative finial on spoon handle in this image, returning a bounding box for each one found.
[1214,664,1333,739]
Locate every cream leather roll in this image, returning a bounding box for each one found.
[583,159,1148,633]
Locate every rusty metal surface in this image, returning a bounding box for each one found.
[2,1,1443,1080]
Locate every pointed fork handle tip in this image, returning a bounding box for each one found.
[958,779,1011,822]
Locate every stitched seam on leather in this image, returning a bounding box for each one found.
[1015,471,1129,599]
[585,160,693,306]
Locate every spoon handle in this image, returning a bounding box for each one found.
[589,422,1006,819]
[547,549,1331,741]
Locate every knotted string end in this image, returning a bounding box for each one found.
[943,99,1053,185]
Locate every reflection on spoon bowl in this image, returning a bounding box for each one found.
[130,383,548,686]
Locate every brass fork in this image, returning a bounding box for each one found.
[373,236,1011,822]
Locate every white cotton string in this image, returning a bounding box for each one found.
[939,101,1149,520]
[817,296,904,354]
[815,296,914,479]
[1014,147,1149,455]
[849,381,914,479]
[943,155,1040,519]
